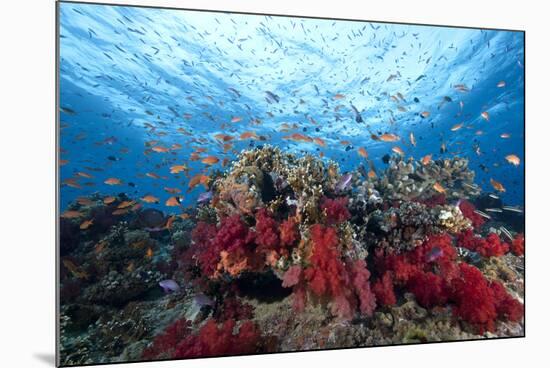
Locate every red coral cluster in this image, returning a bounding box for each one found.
[457,230,509,257]
[510,233,525,256]
[287,224,376,319]
[142,318,263,360]
[375,234,523,333]
[372,272,396,307]
[320,197,351,225]
[458,199,485,228]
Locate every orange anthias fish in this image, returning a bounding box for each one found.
[358,147,368,159]
[145,247,154,259]
[420,111,430,118]
[500,133,511,139]
[151,145,170,153]
[505,154,521,166]
[481,111,490,121]
[368,170,377,179]
[490,178,506,192]
[313,137,326,147]
[104,178,122,185]
[165,196,181,207]
[146,172,161,179]
[61,210,83,219]
[283,133,312,143]
[117,200,135,209]
[112,208,130,216]
[409,132,416,147]
[62,259,89,279]
[76,171,93,179]
[497,80,506,88]
[214,133,234,142]
[451,123,464,131]
[201,156,220,165]
[392,146,404,155]
[231,116,243,123]
[77,197,95,206]
[240,131,259,140]
[188,174,210,191]
[421,154,432,166]
[333,94,346,100]
[433,182,446,194]
[80,219,94,230]
[141,195,159,204]
[164,187,181,194]
[103,196,116,204]
[170,165,188,174]
[379,133,400,142]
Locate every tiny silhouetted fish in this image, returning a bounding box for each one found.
[265,91,280,103]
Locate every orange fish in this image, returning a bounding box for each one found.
[170,165,188,174]
[117,200,135,209]
[368,170,377,179]
[141,195,159,204]
[358,147,368,158]
[59,159,69,166]
[333,94,346,100]
[283,133,312,142]
[62,259,89,279]
[392,146,404,155]
[505,154,520,166]
[421,154,432,166]
[103,196,116,204]
[201,156,220,165]
[104,178,122,185]
[126,261,135,273]
[497,80,506,88]
[475,130,484,136]
[433,182,446,194]
[240,131,259,140]
[112,208,130,215]
[76,197,95,206]
[451,123,463,131]
[340,140,351,146]
[481,111,490,121]
[214,134,234,142]
[171,143,182,150]
[165,196,181,207]
[146,172,161,179]
[76,172,93,179]
[409,132,416,147]
[231,117,242,123]
[94,241,106,254]
[379,133,400,142]
[490,178,506,192]
[500,133,511,139]
[164,187,181,194]
[420,111,430,118]
[61,210,83,219]
[188,174,210,191]
[79,219,94,230]
[145,247,154,259]
[152,145,170,153]
[313,137,326,147]
[454,84,470,93]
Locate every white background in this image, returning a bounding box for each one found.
[0,0,548,367]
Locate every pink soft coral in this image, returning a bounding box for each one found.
[320,197,351,225]
[372,272,397,307]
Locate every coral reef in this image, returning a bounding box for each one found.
[59,147,524,366]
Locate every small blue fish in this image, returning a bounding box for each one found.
[159,279,180,293]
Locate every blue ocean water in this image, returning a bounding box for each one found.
[58,2,524,211]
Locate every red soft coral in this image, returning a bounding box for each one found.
[510,233,525,256]
[372,272,397,307]
[254,209,279,250]
[457,230,509,257]
[407,271,449,308]
[279,217,299,247]
[172,319,262,359]
[142,318,192,360]
[300,224,375,319]
[320,197,351,225]
[490,280,524,322]
[459,199,485,228]
[449,263,498,334]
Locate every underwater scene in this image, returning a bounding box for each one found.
[57,2,525,366]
